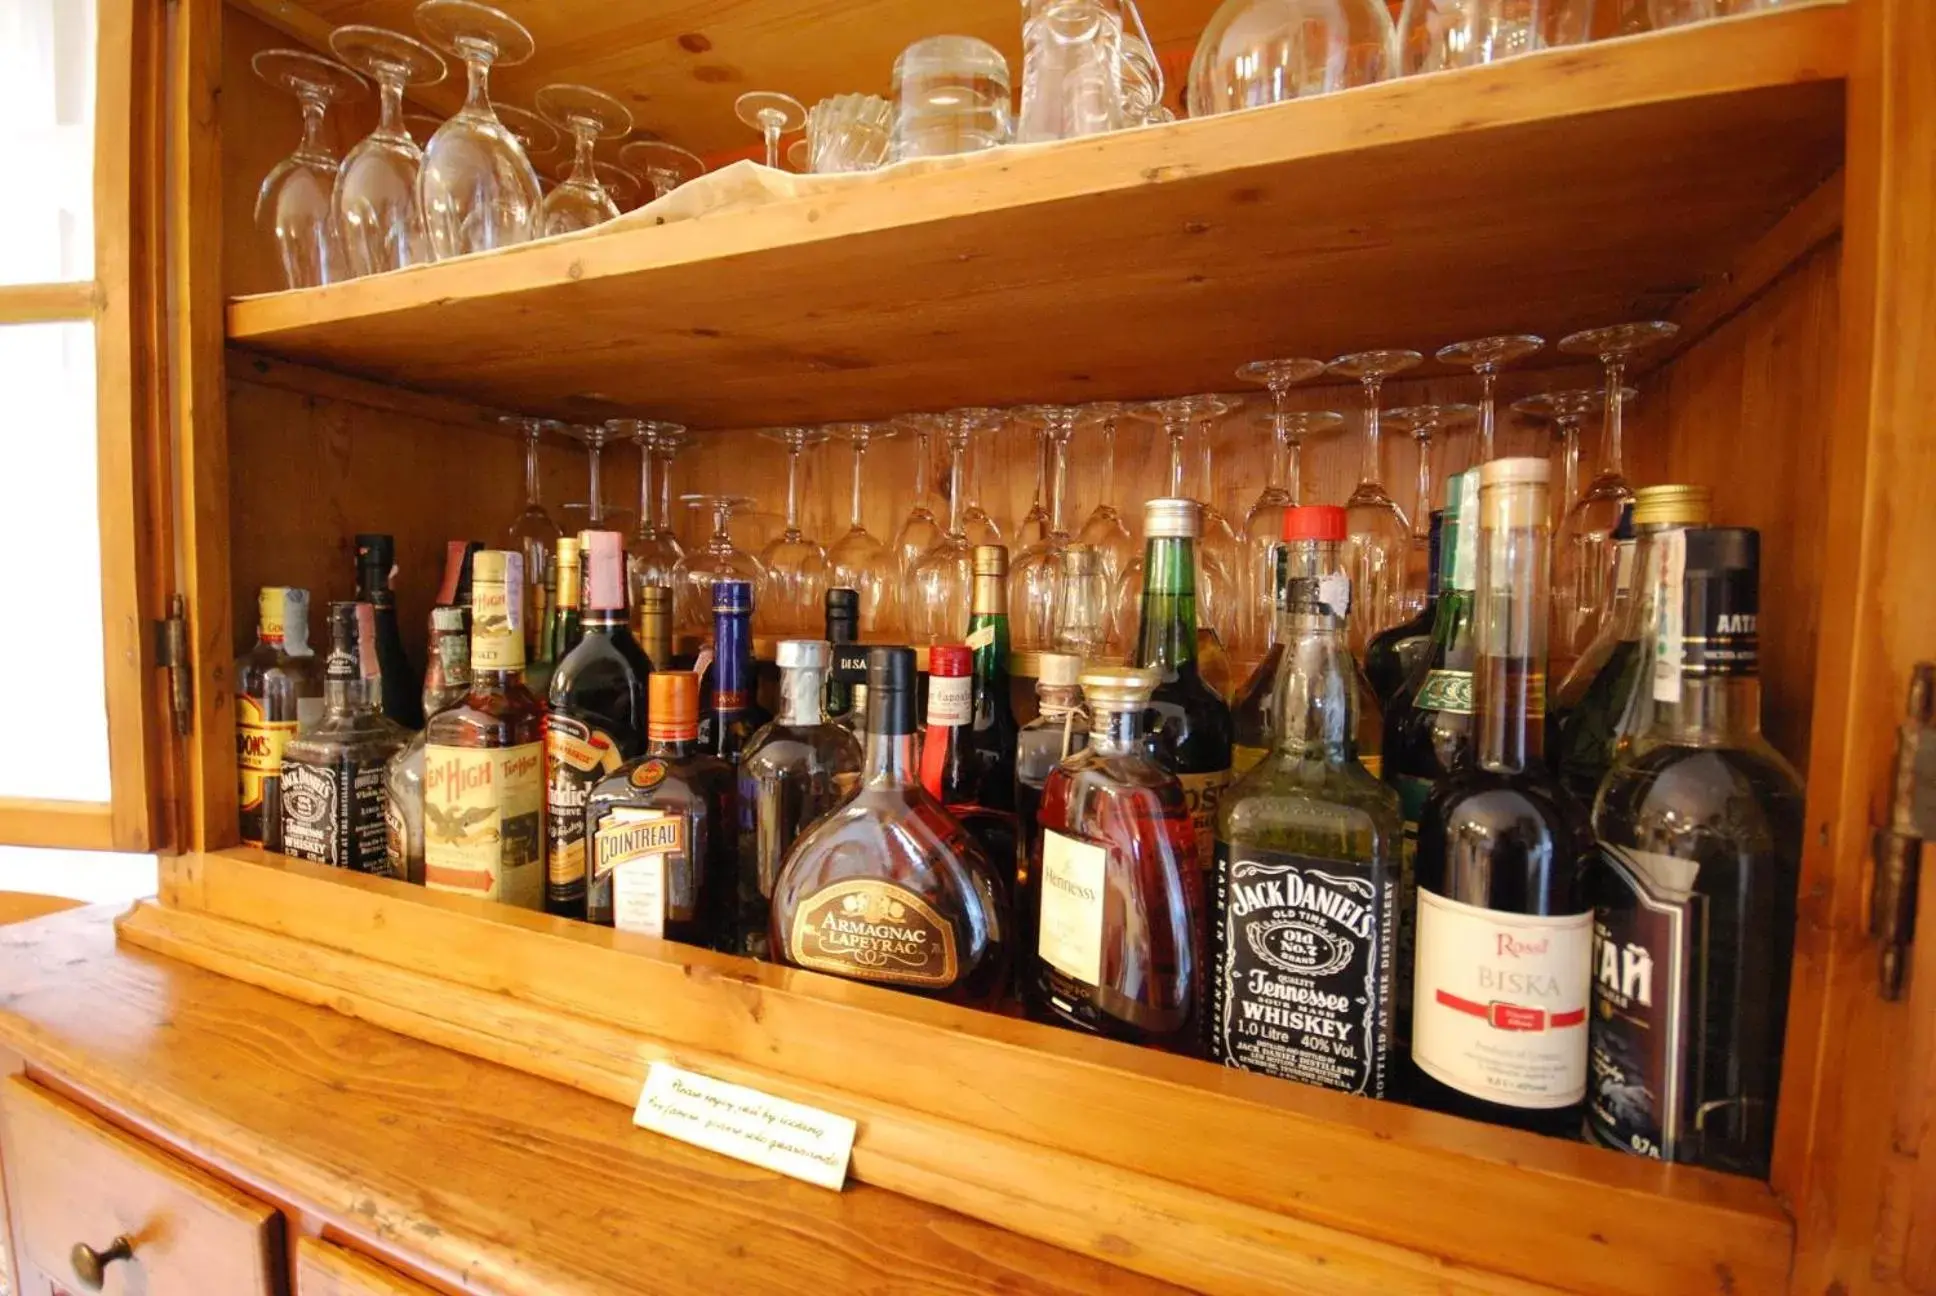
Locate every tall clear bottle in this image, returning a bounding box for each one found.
[1588,527,1801,1176]
[383,605,471,884]
[355,534,421,727]
[235,586,323,851]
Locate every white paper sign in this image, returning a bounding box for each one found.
[632,1062,856,1191]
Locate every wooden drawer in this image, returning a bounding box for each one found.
[295,1238,438,1296]
[0,1077,280,1296]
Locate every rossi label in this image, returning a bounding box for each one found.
[1414,669,1474,715]
[545,714,627,905]
[1038,830,1107,987]
[280,757,389,874]
[1211,844,1391,1096]
[1412,888,1592,1109]
[595,808,685,938]
[926,675,972,727]
[422,742,543,907]
[1178,769,1232,874]
[788,881,958,988]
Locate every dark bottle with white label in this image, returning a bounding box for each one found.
[1588,526,1801,1177]
[355,534,421,728]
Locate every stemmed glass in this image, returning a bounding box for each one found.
[673,496,766,632]
[906,412,994,644]
[499,414,564,651]
[328,27,445,278]
[1015,416,1052,549]
[1384,403,1476,615]
[618,419,688,597]
[1194,400,1245,648]
[1328,349,1422,652]
[535,85,633,235]
[826,423,902,635]
[736,91,806,168]
[492,103,560,160]
[1279,409,1345,505]
[253,50,369,289]
[619,141,706,200]
[888,413,947,591]
[414,0,543,259]
[758,428,832,634]
[1119,396,1236,650]
[559,422,635,533]
[1512,388,1610,536]
[592,162,643,212]
[1397,0,1578,76]
[1074,402,1138,588]
[1235,357,1326,662]
[1008,406,1079,651]
[1436,333,1544,463]
[952,408,1008,546]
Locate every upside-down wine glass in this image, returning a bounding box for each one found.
[1436,332,1543,464]
[1074,401,1138,581]
[1279,409,1344,506]
[673,495,766,632]
[1016,416,1051,549]
[1008,406,1079,651]
[889,413,947,590]
[414,0,543,258]
[620,419,689,598]
[759,428,832,634]
[1234,357,1326,662]
[1194,399,1245,649]
[253,49,369,289]
[619,140,706,200]
[492,102,560,160]
[557,423,635,536]
[1511,388,1606,537]
[1328,349,1421,653]
[498,415,564,654]
[1118,396,1236,651]
[1384,403,1476,616]
[826,423,902,635]
[906,412,993,644]
[534,84,633,235]
[736,91,806,168]
[959,409,1008,546]
[595,162,644,212]
[328,27,445,278]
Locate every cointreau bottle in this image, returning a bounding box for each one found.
[355,534,420,727]
[235,586,322,850]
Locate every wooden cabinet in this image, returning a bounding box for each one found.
[294,1239,437,1296]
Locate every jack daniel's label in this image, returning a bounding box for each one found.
[544,714,627,907]
[279,757,389,874]
[1211,844,1391,1096]
[788,881,957,988]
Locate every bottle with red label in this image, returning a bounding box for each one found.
[1408,458,1594,1135]
[921,643,1020,881]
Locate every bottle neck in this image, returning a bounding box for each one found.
[647,733,698,759]
[1274,609,1355,761]
[1642,676,1768,747]
[713,609,753,711]
[1473,498,1552,774]
[1090,705,1145,755]
[780,666,828,726]
[1135,534,1200,673]
[1035,684,1081,716]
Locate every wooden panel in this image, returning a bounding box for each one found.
[0,894,88,928]
[295,1237,438,1296]
[0,804,119,853]
[224,10,1848,429]
[0,283,100,324]
[0,1076,279,1296]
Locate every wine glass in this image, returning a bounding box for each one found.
[1074,401,1138,589]
[826,422,902,635]
[1194,399,1245,649]
[1397,0,1571,76]
[906,411,993,644]
[1118,396,1236,652]
[673,495,767,633]
[593,162,644,212]
[405,112,444,148]
[758,427,832,634]
[1235,357,1326,662]
[557,422,635,533]
[786,139,811,172]
[414,0,543,259]
[889,412,947,591]
[1015,415,1052,549]
[1008,406,1079,651]
[252,50,369,289]
[1512,388,1615,536]
[1188,0,1394,117]
[1328,349,1422,652]
[492,103,560,160]
[619,419,688,597]
[1436,333,1544,462]
[1279,409,1345,506]
[619,140,706,200]
[1384,403,1477,616]
[533,84,633,235]
[498,414,563,654]
[328,27,445,278]
[953,408,1008,545]
[736,91,806,168]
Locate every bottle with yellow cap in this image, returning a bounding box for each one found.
[234,586,323,851]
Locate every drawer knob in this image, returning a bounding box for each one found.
[70,1235,135,1290]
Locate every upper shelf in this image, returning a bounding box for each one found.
[226,6,1849,430]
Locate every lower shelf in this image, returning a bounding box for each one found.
[124,849,1792,1296]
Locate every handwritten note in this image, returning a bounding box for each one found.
[632,1062,856,1191]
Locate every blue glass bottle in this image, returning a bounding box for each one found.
[700,579,771,765]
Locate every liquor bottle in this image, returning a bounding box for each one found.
[383,605,471,885]
[585,670,736,946]
[1014,651,1090,870]
[734,640,863,958]
[771,646,1010,1006]
[824,587,860,720]
[1549,486,1712,806]
[280,602,411,874]
[920,644,1021,875]
[963,545,1019,811]
[355,534,421,727]
[636,584,675,673]
[1133,499,1235,882]
[1029,665,1199,1050]
[432,539,483,637]
[422,550,546,908]
[544,532,652,919]
[1409,459,1594,1135]
[1364,511,1444,707]
[700,579,770,763]
[548,534,584,673]
[831,642,869,738]
[235,586,323,851]
[1214,562,1402,1095]
[1588,527,1801,1176]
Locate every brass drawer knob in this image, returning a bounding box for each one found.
[70,1235,135,1290]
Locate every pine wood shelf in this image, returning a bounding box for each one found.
[224,6,1849,430]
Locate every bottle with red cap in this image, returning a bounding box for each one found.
[921,643,1021,879]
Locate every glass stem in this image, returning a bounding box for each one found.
[1603,357,1627,478]
[1267,390,1289,494]
[1030,429,1047,517]
[1413,433,1433,539]
[588,445,604,524]
[1167,423,1186,497]
[913,431,930,504]
[1098,419,1117,513]
[1049,427,1071,538]
[1561,421,1581,523]
[764,120,781,168]
[657,450,675,535]
[523,428,543,507]
[377,75,406,140]
[298,95,330,159]
[947,435,966,537]
[637,441,655,531]
[785,445,802,536]
[462,50,492,116]
[1288,439,1304,507]
[1198,424,1215,510]
[1360,378,1384,487]
[1478,367,1498,463]
[849,441,866,531]
[571,124,597,184]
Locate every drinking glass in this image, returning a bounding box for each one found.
[1008,406,1080,651]
[499,414,564,649]
[906,413,992,644]
[1234,357,1325,662]
[806,95,893,173]
[736,91,806,169]
[619,141,706,200]
[1052,544,1110,662]
[492,103,560,160]
[891,37,1013,161]
[1647,0,1791,28]
[328,27,445,278]
[559,422,634,531]
[1194,400,1245,648]
[1384,403,1476,616]
[1436,332,1543,463]
[533,84,632,235]
[1329,349,1422,652]
[1397,0,1572,76]
[786,139,810,172]
[618,419,688,596]
[1017,0,1126,143]
[405,113,444,148]
[674,495,766,632]
[1511,388,1612,535]
[1279,409,1344,505]
[1188,0,1393,117]
[1016,416,1052,548]
[1118,396,1236,650]
[253,50,369,289]
[826,422,902,634]
[758,427,832,634]
[1074,402,1138,584]
[1120,17,1166,125]
[414,0,543,259]
[954,407,1008,545]
[889,412,947,591]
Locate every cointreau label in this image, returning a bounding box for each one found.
[422,742,543,907]
[544,714,626,904]
[594,808,687,938]
[788,881,958,988]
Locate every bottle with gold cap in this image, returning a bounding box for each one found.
[1013,651,1092,964]
[635,584,676,674]
[963,545,1019,811]
[585,670,736,946]
[1027,664,1199,1051]
[235,586,323,851]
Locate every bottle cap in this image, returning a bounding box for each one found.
[1632,484,1713,527]
[972,545,1007,578]
[647,671,700,740]
[826,587,859,616]
[583,531,624,611]
[831,642,870,683]
[928,643,972,678]
[1080,664,1159,709]
[638,585,672,614]
[1144,498,1200,539]
[777,639,831,670]
[713,579,755,614]
[1037,651,1081,688]
[354,534,394,575]
[1478,456,1551,488]
[1284,504,1346,542]
[866,645,918,736]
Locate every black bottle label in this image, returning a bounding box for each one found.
[1588,842,1702,1161]
[544,714,625,906]
[280,757,388,874]
[1210,843,1391,1097]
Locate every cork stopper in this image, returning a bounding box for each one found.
[647,671,700,741]
[1037,651,1081,688]
[1478,457,1551,531]
[1632,484,1713,528]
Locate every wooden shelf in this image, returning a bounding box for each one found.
[225,7,1849,430]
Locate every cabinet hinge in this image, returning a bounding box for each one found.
[154,593,192,738]
[1872,662,1936,1000]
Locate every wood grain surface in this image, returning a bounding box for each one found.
[294,1236,438,1296]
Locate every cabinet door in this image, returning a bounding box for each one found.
[295,1238,441,1296]
[0,0,173,853]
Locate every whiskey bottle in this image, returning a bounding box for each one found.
[1364,510,1444,707]
[771,646,1010,1006]
[280,602,411,874]
[734,640,863,957]
[432,539,483,639]
[545,532,652,918]
[824,587,860,720]
[1409,459,1594,1135]
[1215,564,1402,1094]
[383,605,471,884]
[964,545,1019,812]
[537,533,584,697]
[920,644,1021,878]
[635,584,676,673]
[700,579,770,763]
[1588,527,1801,1176]
[1030,665,1199,1050]
[1133,499,1235,881]
[355,534,421,727]
[585,670,736,946]
[235,586,323,850]
[423,550,546,908]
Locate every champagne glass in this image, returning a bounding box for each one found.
[619,418,688,596]
[889,412,947,590]
[328,27,445,278]
[759,427,832,634]
[827,422,902,635]
[907,411,995,644]
[953,408,1008,546]
[252,50,369,289]
[595,162,644,212]
[414,0,543,258]
[1328,349,1421,652]
[1436,333,1544,463]
[673,495,766,633]
[736,91,806,168]
[619,140,706,200]
[1235,357,1325,662]
[1015,415,1051,549]
[498,414,564,654]
[1008,405,1079,651]
[534,84,633,235]
[1384,403,1476,615]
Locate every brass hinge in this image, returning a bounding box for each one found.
[154,593,192,738]
[1872,663,1936,999]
